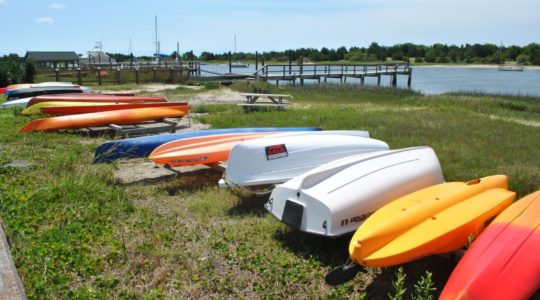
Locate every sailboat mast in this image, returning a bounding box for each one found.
[155,15,159,63]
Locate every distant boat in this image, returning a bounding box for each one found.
[498,65,524,71]
[231,34,249,68]
[231,62,249,68]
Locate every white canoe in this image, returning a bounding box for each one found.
[0,97,33,108]
[219,132,387,187]
[265,146,444,237]
[1,87,94,108]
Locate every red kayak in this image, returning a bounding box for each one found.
[41,102,188,116]
[440,190,540,300]
[27,94,167,107]
[20,106,186,132]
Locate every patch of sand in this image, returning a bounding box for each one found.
[489,115,540,127]
[181,88,244,106]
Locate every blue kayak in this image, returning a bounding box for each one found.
[92,127,320,163]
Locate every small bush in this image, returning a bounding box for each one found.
[204,81,220,90]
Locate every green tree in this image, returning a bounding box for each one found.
[523,43,540,65]
[392,51,404,61]
[182,50,197,61]
[23,60,36,83]
[516,54,530,64]
[345,50,366,62]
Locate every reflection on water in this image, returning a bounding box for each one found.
[199,64,540,97]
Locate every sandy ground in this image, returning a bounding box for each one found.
[181,88,245,105]
[100,84,244,106]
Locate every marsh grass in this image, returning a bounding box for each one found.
[0,85,539,298]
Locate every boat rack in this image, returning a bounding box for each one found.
[77,115,191,138]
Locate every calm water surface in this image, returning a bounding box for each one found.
[200,64,540,97]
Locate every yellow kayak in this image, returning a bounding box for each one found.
[22,101,126,115]
[348,175,515,267]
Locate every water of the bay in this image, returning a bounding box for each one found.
[199,64,540,97]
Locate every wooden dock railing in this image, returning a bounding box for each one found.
[252,62,412,87]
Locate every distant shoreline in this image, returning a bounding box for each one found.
[413,64,540,70]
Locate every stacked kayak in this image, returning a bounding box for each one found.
[2,93,167,109]
[22,101,188,116]
[1,82,77,94]
[40,102,187,116]
[5,86,90,101]
[348,175,514,267]
[26,94,166,107]
[92,128,321,163]
[20,106,187,132]
[440,190,540,300]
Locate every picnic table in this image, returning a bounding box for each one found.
[237,93,292,112]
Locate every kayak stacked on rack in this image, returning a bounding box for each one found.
[0,83,191,132]
[19,106,188,132]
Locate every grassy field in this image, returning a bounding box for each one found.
[0,85,539,299]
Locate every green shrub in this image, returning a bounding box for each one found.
[23,60,36,83]
[204,81,220,90]
[388,267,407,300]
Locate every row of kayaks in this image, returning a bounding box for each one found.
[91,127,540,299]
[1,83,189,132]
[5,84,538,298]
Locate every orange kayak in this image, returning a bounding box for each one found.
[349,175,514,267]
[149,132,278,166]
[27,94,167,107]
[41,102,188,116]
[20,106,186,132]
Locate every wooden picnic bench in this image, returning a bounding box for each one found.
[237,93,292,112]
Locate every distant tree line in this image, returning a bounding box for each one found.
[197,43,540,65]
[107,43,540,65]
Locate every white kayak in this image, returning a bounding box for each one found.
[265,146,444,237]
[9,82,76,89]
[0,97,33,108]
[1,86,94,108]
[219,131,388,188]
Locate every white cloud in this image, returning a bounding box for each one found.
[49,2,65,10]
[0,0,8,5]
[35,17,55,24]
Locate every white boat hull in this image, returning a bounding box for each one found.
[265,147,444,237]
[219,131,387,187]
[0,97,33,108]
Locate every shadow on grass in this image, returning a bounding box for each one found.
[272,228,352,268]
[366,255,456,298]
[119,168,223,195]
[227,193,269,217]
[117,173,178,187]
[158,169,223,195]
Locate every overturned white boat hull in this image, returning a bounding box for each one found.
[219,132,388,187]
[0,97,33,108]
[265,146,444,237]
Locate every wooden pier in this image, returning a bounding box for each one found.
[251,61,412,87]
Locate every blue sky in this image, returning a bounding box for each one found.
[1,0,539,56]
